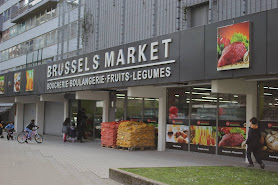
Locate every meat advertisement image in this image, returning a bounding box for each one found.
[218,127,246,149]
[217,22,250,71]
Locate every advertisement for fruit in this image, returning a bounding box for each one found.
[0,76,4,94]
[26,69,34,91]
[217,21,250,71]
[259,121,278,161]
[14,72,21,93]
[190,126,216,146]
[166,124,189,150]
[190,120,216,154]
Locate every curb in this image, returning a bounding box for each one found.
[109,168,167,185]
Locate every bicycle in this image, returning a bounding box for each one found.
[17,128,43,144]
[6,129,14,140]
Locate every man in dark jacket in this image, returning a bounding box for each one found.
[77,115,87,143]
[246,117,265,169]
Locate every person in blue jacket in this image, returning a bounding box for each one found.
[5,122,14,138]
[5,122,14,132]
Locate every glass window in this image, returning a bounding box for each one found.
[26,18,31,30]
[70,22,77,39]
[31,16,36,28]
[116,93,125,121]
[218,94,246,121]
[29,40,33,52]
[45,32,50,46]
[168,88,191,122]
[52,6,57,18]
[127,97,143,121]
[258,81,278,121]
[46,7,52,21]
[144,98,159,123]
[40,11,46,24]
[36,13,40,26]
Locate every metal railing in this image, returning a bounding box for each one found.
[11,0,44,20]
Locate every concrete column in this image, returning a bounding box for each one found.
[35,101,45,135]
[14,103,24,133]
[64,100,69,120]
[103,99,109,122]
[158,88,167,151]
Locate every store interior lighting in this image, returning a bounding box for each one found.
[193,87,211,91]
[264,93,272,96]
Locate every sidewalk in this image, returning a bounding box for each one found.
[1,135,277,185]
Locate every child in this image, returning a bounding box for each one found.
[68,123,77,143]
[0,122,3,138]
[246,117,265,169]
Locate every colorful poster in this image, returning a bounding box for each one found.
[166,124,189,150]
[190,126,216,146]
[217,120,246,157]
[260,121,278,162]
[217,21,250,71]
[166,124,189,143]
[218,127,246,157]
[26,69,34,91]
[0,76,4,94]
[14,72,21,92]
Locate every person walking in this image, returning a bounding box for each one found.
[62,118,70,142]
[77,115,87,143]
[246,117,265,169]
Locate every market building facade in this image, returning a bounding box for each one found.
[1,0,278,162]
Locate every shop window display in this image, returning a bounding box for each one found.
[127,97,143,122]
[166,88,191,150]
[116,93,125,121]
[217,94,246,157]
[258,82,278,161]
[190,87,217,154]
[143,98,158,126]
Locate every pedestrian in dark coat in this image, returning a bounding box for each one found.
[246,117,265,169]
[77,115,87,143]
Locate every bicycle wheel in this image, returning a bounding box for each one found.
[35,134,43,143]
[17,134,26,144]
[7,134,10,140]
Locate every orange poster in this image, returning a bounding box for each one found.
[26,69,34,91]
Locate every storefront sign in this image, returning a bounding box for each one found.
[217,21,250,71]
[0,76,4,94]
[46,39,175,90]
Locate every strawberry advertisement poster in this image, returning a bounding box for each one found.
[217,21,250,71]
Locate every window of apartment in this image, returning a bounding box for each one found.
[46,7,52,21]
[40,10,46,24]
[36,13,40,26]
[190,3,209,28]
[10,25,18,38]
[18,21,26,34]
[3,8,10,22]
[52,5,57,17]
[70,21,78,39]
[29,39,34,52]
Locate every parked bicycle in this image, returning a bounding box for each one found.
[17,128,43,143]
